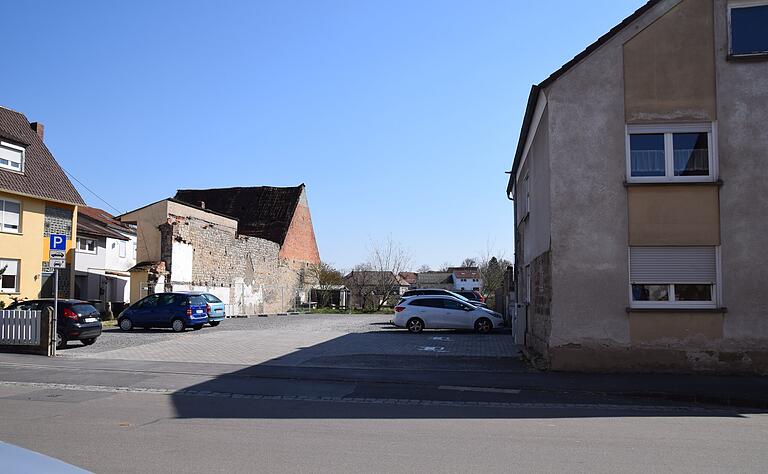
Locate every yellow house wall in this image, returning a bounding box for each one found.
[0,192,45,306]
[0,192,78,306]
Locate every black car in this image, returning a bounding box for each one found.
[5,299,102,349]
[453,290,485,305]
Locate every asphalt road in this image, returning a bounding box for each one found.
[0,314,766,473]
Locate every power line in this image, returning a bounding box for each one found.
[61,167,123,214]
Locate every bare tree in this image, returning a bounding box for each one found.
[344,263,375,309]
[437,262,453,272]
[478,246,513,302]
[416,264,431,273]
[308,261,344,307]
[460,257,478,268]
[367,237,411,311]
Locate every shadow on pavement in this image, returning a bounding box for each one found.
[168,329,766,419]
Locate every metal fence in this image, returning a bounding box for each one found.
[0,310,42,346]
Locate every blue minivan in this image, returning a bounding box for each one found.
[118,293,209,332]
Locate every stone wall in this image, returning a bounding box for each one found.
[41,205,73,297]
[161,213,304,315]
[526,250,552,361]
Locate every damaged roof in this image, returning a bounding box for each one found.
[174,185,305,245]
[77,206,133,241]
[0,106,85,205]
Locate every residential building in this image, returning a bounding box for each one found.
[450,267,482,291]
[398,271,417,289]
[414,271,454,290]
[118,185,320,314]
[343,270,409,309]
[74,206,137,304]
[0,106,84,305]
[507,0,768,373]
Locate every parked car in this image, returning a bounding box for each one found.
[178,292,226,326]
[454,290,485,305]
[5,299,102,349]
[393,295,504,334]
[401,288,488,308]
[118,292,209,332]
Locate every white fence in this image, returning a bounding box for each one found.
[0,310,42,346]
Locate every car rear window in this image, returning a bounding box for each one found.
[188,295,207,306]
[71,303,99,316]
[204,294,222,303]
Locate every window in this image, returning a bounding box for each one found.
[0,199,20,233]
[77,237,96,253]
[0,142,24,172]
[626,124,716,182]
[443,299,469,311]
[0,259,19,293]
[119,241,127,258]
[409,298,443,308]
[629,247,718,309]
[203,294,222,304]
[729,3,768,57]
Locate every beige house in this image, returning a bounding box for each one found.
[507,0,768,373]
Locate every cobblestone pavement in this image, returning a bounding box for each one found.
[59,313,521,368]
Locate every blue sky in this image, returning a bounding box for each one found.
[2,0,643,271]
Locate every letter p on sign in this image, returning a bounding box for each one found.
[50,234,67,251]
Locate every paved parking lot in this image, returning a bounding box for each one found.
[60,313,522,370]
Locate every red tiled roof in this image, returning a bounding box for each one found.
[0,106,84,205]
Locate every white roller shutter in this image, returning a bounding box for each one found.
[630,247,716,284]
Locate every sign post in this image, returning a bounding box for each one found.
[49,234,67,355]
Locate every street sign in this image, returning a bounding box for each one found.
[50,258,66,269]
[49,249,66,259]
[50,234,67,251]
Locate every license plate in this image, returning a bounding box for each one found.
[195,309,203,314]
[84,317,98,323]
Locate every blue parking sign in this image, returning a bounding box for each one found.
[50,234,67,251]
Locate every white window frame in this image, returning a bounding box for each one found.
[628,247,720,310]
[0,141,25,173]
[0,258,20,293]
[119,240,127,258]
[0,198,21,234]
[625,123,718,183]
[727,1,768,57]
[77,237,97,254]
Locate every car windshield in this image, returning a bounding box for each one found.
[445,290,473,304]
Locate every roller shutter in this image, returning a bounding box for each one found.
[629,247,716,284]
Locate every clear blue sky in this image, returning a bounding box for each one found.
[2,0,643,271]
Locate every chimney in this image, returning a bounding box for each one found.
[30,122,44,141]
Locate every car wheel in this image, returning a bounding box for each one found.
[55,331,66,350]
[193,324,203,330]
[209,321,220,327]
[171,318,185,332]
[406,318,424,334]
[475,318,492,334]
[82,338,97,346]
[119,318,133,331]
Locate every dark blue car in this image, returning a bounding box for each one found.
[118,293,209,332]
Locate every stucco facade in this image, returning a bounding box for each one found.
[509,0,768,373]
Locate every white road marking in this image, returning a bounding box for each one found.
[430,336,452,342]
[417,346,448,353]
[439,385,521,394]
[0,381,729,413]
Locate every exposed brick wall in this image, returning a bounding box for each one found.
[526,250,552,360]
[278,193,320,266]
[41,205,73,297]
[161,213,305,314]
